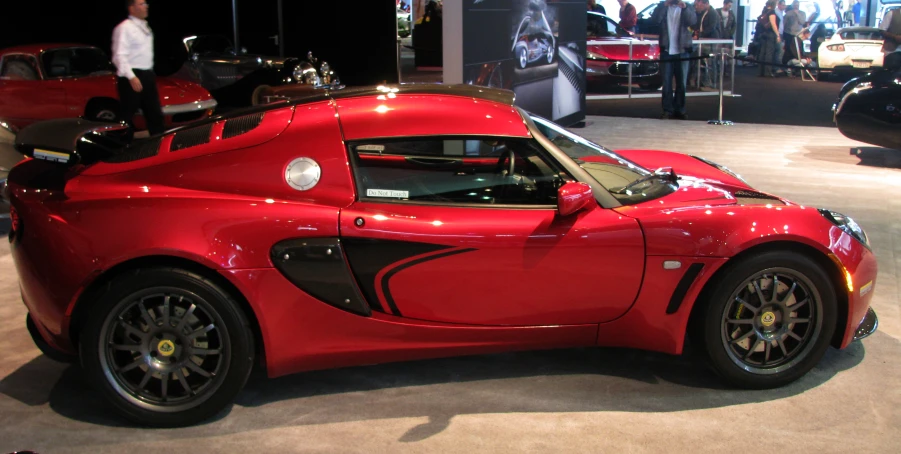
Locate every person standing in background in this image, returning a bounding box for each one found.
[881,6,901,68]
[756,0,781,77]
[652,0,697,119]
[618,0,638,33]
[775,0,787,76]
[112,0,164,141]
[588,0,606,15]
[718,0,736,40]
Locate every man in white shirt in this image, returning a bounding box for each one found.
[112,0,164,140]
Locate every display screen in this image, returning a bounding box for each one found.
[462,0,586,126]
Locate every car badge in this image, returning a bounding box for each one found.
[157,340,176,357]
[760,312,776,327]
[285,157,321,191]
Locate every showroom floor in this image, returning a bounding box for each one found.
[0,117,899,453]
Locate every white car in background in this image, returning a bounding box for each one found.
[817,27,885,77]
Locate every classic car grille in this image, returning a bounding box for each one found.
[103,137,162,163]
[223,113,265,139]
[170,124,213,151]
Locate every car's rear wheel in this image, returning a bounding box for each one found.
[79,268,254,427]
[518,47,528,69]
[693,251,837,389]
[86,100,120,122]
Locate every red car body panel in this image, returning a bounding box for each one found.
[0,44,215,129]
[339,201,644,325]
[5,87,877,379]
[223,269,598,377]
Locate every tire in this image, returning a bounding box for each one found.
[79,267,255,427]
[518,47,528,69]
[86,101,120,122]
[691,251,837,389]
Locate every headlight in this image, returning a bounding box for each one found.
[818,209,870,249]
[587,50,607,60]
[690,155,749,185]
[293,61,321,86]
[320,61,331,85]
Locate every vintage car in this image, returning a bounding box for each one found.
[514,3,556,69]
[817,27,885,77]
[833,64,901,151]
[170,35,343,109]
[5,84,878,427]
[0,44,216,130]
[587,11,662,91]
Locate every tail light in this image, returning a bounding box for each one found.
[827,44,845,52]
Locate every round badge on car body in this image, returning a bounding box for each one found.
[760,312,776,327]
[285,157,321,191]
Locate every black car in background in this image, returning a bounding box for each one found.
[833,61,901,152]
[170,35,343,109]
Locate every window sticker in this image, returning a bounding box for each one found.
[357,144,385,152]
[367,189,409,198]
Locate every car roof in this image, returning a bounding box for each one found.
[0,43,100,56]
[156,84,528,141]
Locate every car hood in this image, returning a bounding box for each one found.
[611,149,786,214]
[156,77,214,104]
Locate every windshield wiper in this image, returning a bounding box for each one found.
[611,167,678,195]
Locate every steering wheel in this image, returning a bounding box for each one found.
[495,149,516,178]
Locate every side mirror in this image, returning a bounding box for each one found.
[557,181,594,216]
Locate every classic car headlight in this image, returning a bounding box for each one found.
[320,61,331,85]
[690,155,749,185]
[818,209,870,249]
[293,61,321,86]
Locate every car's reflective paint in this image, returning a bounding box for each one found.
[6,86,877,379]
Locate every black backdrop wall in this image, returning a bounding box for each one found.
[0,0,398,86]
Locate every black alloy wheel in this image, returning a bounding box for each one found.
[80,268,254,427]
[693,251,837,389]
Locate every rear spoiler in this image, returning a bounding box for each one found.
[15,118,128,165]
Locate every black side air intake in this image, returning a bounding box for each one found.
[222,112,264,139]
[666,263,705,314]
[102,136,162,163]
[271,238,372,316]
[169,123,212,151]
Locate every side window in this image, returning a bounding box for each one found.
[0,55,40,81]
[349,137,569,206]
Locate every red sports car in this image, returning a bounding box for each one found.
[5,84,878,427]
[0,43,217,129]
[587,12,662,91]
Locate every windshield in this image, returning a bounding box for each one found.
[41,48,115,78]
[530,115,677,205]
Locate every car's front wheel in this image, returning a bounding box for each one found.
[79,268,254,427]
[693,251,837,389]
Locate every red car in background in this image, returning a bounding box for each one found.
[587,12,662,91]
[0,43,217,130]
[5,84,878,427]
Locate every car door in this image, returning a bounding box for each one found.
[0,53,67,125]
[339,135,645,327]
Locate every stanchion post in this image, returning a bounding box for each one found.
[628,40,633,98]
[730,39,735,94]
[708,49,733,126]
[397,37,403,84]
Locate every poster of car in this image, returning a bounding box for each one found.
[462,0,586,126]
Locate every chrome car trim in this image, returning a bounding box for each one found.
[161,99,219,115]
[853,307,878,341]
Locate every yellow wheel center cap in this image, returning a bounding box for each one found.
[760,312,776,327]
[157,340,176,357]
